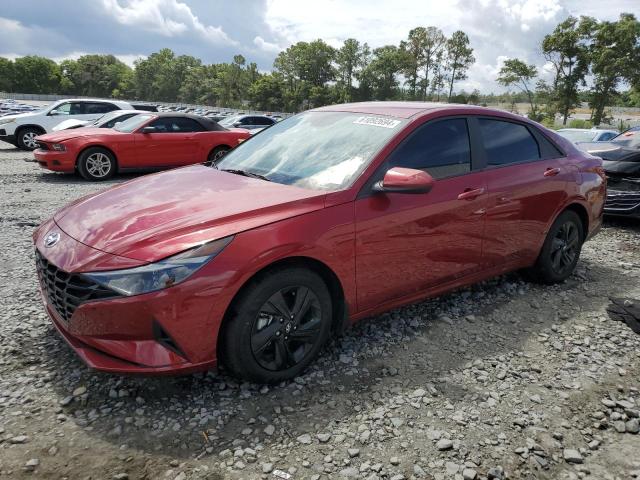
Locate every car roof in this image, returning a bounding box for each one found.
[312,101,501,119]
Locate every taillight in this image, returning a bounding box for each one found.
[585,165,606,180]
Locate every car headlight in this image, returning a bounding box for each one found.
[83,236,233,296]
[52,143,66,151]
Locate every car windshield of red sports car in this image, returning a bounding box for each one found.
[215,111,407,190]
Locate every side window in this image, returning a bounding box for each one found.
[149,117,204,133]
[599,132,615,141]
[52,102,71,115]
[386,118,471,179]
[171,117,205,132]
[85,102,118,114]
[69,102,85,115]
[479,119,540,166]
[255,117,274,126]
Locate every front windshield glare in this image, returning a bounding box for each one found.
[115,114,153,133]
[216,111,407,191]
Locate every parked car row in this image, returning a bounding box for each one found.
[0,99,41,117]
[0,98,282,151]
[32,101,609,383]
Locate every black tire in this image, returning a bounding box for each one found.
[77,147,117,181]
[526,210,584,284]
[220,267,333,384]
[205,146,230,166]
[16,127,43,151]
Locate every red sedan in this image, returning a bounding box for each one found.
[33,102,605,383]
[33,113,250,181]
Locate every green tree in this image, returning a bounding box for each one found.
[400,27,428,99]
[12,56,61,93]
[445,31,475,101]
[542,16,593,125]
[366,45,405,100]
[61,54,132,97]
[134,49,201,102]
[0,57,15,92]
[419,27,447,100]
[588,13,640,125]
[249,73,284,111]
[497,58,540,120]
[336,38,365,102]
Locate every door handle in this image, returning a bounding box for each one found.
[457,187,485,200]
[544,167,561,177]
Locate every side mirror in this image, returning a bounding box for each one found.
[232,122,242,127]
[373,167,434,194]
[49,109,60,116]
[140,126,156,134]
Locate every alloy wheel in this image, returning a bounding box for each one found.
[22,132,38,149]
[85,152,112,178]
[550,220,579,275]
[251,286,322,371]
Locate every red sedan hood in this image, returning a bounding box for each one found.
[37,128,125,143]
[54,166,327,263]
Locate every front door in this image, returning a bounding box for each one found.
[355,117,487,311]
[134,117,202,167]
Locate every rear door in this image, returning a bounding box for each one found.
[134,117,203,167]
[354,117,488,311]
[478,117,572,267]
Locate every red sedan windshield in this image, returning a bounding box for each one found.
[215,111,408,191]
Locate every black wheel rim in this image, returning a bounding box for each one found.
[550,220,579,275]
[251,286,322,371]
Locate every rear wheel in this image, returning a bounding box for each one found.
[77,147,117,181]
[220,267,333,383]
[205,146,230,167]
[17,127,43,150]
[526,210,584,284]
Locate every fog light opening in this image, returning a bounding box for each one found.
[152,321,187,359]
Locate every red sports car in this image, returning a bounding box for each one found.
[33,102,605,383]
[33,113,250,181]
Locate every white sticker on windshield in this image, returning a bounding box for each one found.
[353,116,401,129]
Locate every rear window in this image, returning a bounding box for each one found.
[479,119,540,166]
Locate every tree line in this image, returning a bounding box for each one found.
[0,13,638,124]
[0,26,474,112]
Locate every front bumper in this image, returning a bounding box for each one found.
[604,190,640,219]
[34,148,76,173]
[0,129,16,145]
[33,222,224,374]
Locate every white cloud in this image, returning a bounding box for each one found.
[101,0,238,46]
[253,36,282,54]
[50,51,146,67]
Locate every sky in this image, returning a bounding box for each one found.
[0,0,636,93]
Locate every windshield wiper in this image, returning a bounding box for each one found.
[220,168,271,182]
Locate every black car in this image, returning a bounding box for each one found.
[579,132,640,219]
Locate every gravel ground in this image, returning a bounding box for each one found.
[1,144,640,480]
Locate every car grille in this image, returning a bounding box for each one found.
[605,191,640,212]
[35,250,120,321]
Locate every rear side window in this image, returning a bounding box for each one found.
[84,102,119,114]
[149,117,205,132]
[254,117,275,126]
[479,119,540,166]
[104,113,136,128]
[386,118,471,179]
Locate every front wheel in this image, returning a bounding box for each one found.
[220,267,333,383]
[526,210,584,284]
[77,147,117,181]
[17,127,42,150]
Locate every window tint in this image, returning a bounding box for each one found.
[254,117,275,126]
[84,102,118,114]
[148,117,205,133]
[53,102,83,115]
[599,132,616,141]
[479,119,540,166]
[386,118,471,179]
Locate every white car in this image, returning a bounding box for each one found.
[556,128,619,144]
[0,98,134,150]
[52,110,141,131]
